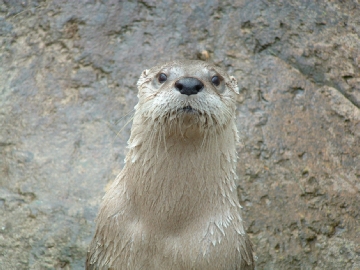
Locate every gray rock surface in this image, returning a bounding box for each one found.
[0,0,359,269]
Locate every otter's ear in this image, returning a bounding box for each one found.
[142,69,150,78]
[137,69,150,88]
[229,75,239,94]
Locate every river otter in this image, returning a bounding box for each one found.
[86,60,254,269]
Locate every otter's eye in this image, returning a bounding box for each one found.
[158,73,167,83]
[211,76,220,86]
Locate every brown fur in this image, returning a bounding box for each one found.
[87,60,254,269]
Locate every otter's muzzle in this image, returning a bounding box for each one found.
[175,77,204,96]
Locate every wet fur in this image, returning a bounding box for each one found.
[87,60,254,269]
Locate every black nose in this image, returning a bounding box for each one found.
[175,77,204,96]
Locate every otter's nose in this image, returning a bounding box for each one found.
[175,77,204,96]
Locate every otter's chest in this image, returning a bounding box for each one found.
[112,216,244,270]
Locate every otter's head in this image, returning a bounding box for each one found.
[135,60,239,136]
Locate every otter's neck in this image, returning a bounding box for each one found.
[123,118,240,231]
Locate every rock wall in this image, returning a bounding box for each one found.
[0,0,359,269]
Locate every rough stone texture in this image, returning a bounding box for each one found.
[0,0,359,269]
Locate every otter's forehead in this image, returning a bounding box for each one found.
[150,60,227,79]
